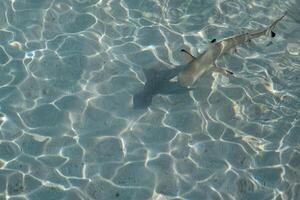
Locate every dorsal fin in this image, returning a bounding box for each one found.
[143,68,157,80]
[210,39,216,43]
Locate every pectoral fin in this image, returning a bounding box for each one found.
[212,63,234,75]
[181,49,196,60]
[225,69,234,75]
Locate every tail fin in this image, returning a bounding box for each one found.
[266,12,287,37]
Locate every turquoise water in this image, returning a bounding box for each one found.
[0,0,299,199]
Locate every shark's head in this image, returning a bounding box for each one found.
[133,91,154,109]
[178,71,195,88]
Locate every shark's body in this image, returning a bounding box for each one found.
[133,14,285,109]
[178,14,286,87]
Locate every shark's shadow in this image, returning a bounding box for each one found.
[133,64,190,109]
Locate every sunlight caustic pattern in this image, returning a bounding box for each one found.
[0,0,299,199]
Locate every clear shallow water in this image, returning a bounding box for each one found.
[0,0,299,199]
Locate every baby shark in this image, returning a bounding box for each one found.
[133,13,286,109]
[178,13,286,87]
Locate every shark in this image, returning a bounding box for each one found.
[133,13,286,109]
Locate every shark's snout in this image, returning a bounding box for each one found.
[178,72,194,88]
[133,92,153,109]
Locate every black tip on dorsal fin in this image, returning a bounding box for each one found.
[211,39,216,43]
[143,68,157,81]
[271,31,276,37]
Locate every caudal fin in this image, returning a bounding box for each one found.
[266,12,287,37]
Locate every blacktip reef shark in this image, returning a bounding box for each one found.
[178,13,286,87]
[133,13,286,109]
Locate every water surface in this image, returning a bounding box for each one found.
[0,0,299,199]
